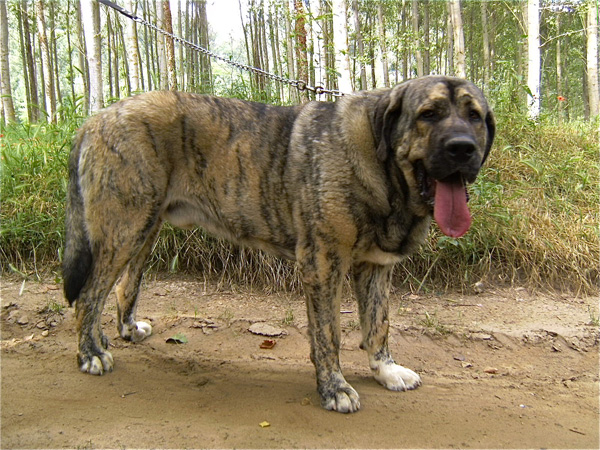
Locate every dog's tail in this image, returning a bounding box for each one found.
[63,134,93,306]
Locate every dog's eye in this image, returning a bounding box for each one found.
[469,110,482,122]
[419,110,437,121]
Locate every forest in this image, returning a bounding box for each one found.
[0,0,598,294]
[0,0,598,122]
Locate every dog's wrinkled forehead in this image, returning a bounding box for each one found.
[403,78,487,116]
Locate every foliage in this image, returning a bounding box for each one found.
[1,112,597,294]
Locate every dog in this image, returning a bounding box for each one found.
[63,75,495,413]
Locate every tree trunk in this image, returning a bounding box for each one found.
[75,0,89,115]
[332,0,352,92]
[423,0,430,75]
[586,0,599,119]
[377,4,389,87]
[526,0,541,121]
[106,12,115,99]
[556,12,564,124]
[163,1,177,90]
[481,0,490,91]
[0,0,16,123]
[48,1,62,111]
[449,0,465,78]
[294,0,309,100]
[16,2,33,121]
[198,0,211,93]
[36,0,57,122]
[412,0,423,77]
[283,0,298,102]
[352,0,366,89]
[156,1,168,90]
[81,0,104,113]
[125,0,141,93]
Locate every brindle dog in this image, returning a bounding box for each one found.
[64,75,495,413]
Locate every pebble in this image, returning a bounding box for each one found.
[16,315,29,325]
[484,367,498,374]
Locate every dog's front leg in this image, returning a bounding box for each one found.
[353,262,421,391]
[298,246,360,413]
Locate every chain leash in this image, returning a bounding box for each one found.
[98,0,347,98]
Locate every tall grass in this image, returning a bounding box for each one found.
[1,113,598,294]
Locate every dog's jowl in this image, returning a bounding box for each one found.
[63,75,495,413]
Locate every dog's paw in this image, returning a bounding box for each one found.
[320,381,361,413]
[120,321,152,343]
[131,321,152,342]
[78,350,114,376]
[372,361,421,391]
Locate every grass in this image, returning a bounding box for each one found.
[1,113,598,294]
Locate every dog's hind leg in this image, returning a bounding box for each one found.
[75,247,131,376]
[114,221,162,343]
[75,209,164,375]
[353,262,421,391]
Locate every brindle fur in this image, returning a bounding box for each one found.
[64,76,495,413]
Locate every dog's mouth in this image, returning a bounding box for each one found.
[415,161,472,238]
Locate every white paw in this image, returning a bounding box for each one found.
[131,321,152,343]
[372,361,421,391]
[79,351,114,375]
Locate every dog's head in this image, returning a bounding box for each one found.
[371,76,495,237]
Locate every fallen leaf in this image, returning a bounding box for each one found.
[166,333,188,344]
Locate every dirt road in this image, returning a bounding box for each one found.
[1,277,598,449]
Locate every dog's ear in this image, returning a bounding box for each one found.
[481,109,496,166]
[372,84,406,161]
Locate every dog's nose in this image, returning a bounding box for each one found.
[445,137,477,162]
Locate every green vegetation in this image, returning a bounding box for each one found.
[1,113,598,294]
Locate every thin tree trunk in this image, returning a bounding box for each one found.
[0,0,15,123]
[423,0,430,75]
[126,0,141,93]
[48,1,61,112]
[177,0,184,90]
[283,0,297,102]
[586,0,599,119]
[106,12,115,98]
[556,13,564,124]
[526,0,541,120]
[162,1,177,90]
[294,0,309,100]
[198,0,211,92]
[23,1,40,121]
[377,4,389,87]
[239,0,253,92]
[16,2,33,121]
[411,0,423,77]
[352,0,366,89]
[65,1,76,102]
[81,0,104,112]
[449,0,465,78]
[401,0,407,81]
[36,0,56,122]
[481,1,490,91]
[332,0,352,92]
[75,0,89,114]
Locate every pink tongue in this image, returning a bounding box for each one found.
[433,178,472,238]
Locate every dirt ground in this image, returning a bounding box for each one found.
[1,275,598,449]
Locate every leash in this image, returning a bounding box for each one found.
[97,0,346,98]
